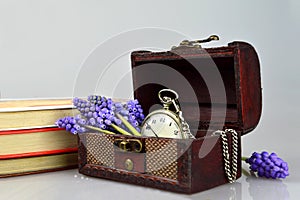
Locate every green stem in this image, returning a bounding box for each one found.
[84,125,115,135]
[242,156,248,161]
[116,113,141,136]
[242,168,251,177]
[111,124,132,136]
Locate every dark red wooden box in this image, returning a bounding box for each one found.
[78,41,262,194]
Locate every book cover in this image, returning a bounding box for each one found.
[0,127,78,158]
[0,98,77,130]
[0,127,79,177]
[0,152,78,178]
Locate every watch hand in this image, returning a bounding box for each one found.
[145,122,159,138]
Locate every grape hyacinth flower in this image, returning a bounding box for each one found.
[87,95,145,133]
[57,95,145,136]
[73,96,118,130]
[243,151,289,179]
[55,115,86,134]
[114,99,145,133]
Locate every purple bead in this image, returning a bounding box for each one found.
[254,158,263,165]
[66,124,72,131]
[270,170,277,179]
[93,112,98,118]
[87,112,93,118]
[280,174,285,178]
[101,102,107,107]
[70,128,77,134]
[129,115,136,121]
[248,157,255,164]
[140,113,145,119]
[74,124,80,130]
[99,112,106,118]
[265,171,271,178]
[106,114,113,120]
[133,99,139,104]
[99,124,106,129]
[132,120,139,127]
[89,118,96,125]
[275,172,281,178]
[101,108,108,113]
[265,158,271,165]
[275,160,282,167]
[283,171,289,176]
[250,164,258,171]
[90,106,95,112]
[261,151,269,157]
[273,166,280,172]
[258,170,264,177]
[104,119,112,125]
[281,162,288,168]
[78,119,86,125]
[97,117,103,124]
[265,165,271,171]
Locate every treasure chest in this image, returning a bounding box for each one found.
[78,36,262,194]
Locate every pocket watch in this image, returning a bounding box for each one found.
[141,89,195,139]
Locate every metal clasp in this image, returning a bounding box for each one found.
[114,139,143,153]
[171,35,219,50]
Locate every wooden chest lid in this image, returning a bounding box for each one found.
[131,41,262,135]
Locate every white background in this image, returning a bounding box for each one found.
[1,0,299,199]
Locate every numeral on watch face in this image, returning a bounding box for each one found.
[141,113,181,139]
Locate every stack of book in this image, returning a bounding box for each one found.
[0,99,78,177]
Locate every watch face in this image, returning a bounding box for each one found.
[141,110,182,139]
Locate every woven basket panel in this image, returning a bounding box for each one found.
[145,138,178,180]
[86,134,114,168]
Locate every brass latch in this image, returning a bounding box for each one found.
[171,35,219,50]
[114,139,143,153]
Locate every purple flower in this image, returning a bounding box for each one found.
[57,95,146,135]
[87,95,145,132]
[55,115,87,134]
[245,151,289,179]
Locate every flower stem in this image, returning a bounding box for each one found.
[242,168,251,177]
[84,125,115,135]
[116,113,141,136]
[111,124,132,136]
[242,156,248,161]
